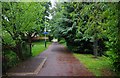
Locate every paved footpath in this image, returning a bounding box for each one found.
[35,42,93,76]
[7,42,93,77]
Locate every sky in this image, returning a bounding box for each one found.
[46,0,56,20]
[50,0,56,8]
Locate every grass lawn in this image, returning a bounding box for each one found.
[74,53,114,76]
[32,41,51,56]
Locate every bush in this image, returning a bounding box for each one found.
[66,39,93,54]
[21,42,31,59]
[4,50,19,69]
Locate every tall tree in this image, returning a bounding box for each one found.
[2,2,46,60]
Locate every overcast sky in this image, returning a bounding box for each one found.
[50,0,56,8]
[46,0,56,20]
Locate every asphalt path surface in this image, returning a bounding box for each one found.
[36,42,93,76]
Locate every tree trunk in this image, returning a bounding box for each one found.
[28,35,32,56]
[58,38,60,42]
[15,41,24,60]
[29,39,32,56]
[93,33,98,58]
[2,50,7,75]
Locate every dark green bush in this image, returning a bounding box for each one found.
[66,39,93,54]
[4,50,19,69]
[21,42,31,59]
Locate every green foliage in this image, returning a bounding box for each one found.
[2,2,47,72]
[2,2,46,57]
[50,2,119,72]
[2,30,15,46]
[4,50,19,68]
[21,42,31,59]
[2,2,46,39]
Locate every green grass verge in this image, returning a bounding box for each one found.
[74,53,112,76]
[32,41,51,56]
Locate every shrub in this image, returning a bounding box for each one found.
[4,50,19,69]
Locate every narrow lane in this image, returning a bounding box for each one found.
[37,42,93,76]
